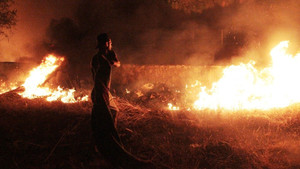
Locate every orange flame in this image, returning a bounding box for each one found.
[0,81,18,94]
[18,54,88,103]
[193,41,300,110]
[168,103,180,111]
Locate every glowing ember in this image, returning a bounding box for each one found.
[193,41,300,110]
[168,103,180,111]
[18,54,88,103]
[125,88,131,94]
[46,87,88,103]
[0,81,18,94]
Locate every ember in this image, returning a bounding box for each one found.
[0,81,18,94]
[168,103,180,111]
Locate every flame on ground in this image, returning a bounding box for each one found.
[168,103,180,111]
[0,81,18,95]
[193,41,300,110]
[18,54,88,103]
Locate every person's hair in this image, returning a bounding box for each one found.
[96,33,109,48]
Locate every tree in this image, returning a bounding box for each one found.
[0,0,16,37]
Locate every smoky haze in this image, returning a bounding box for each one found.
[42,0,221,79]
[0,0,79,63]
[41,0,300,69]
[2,0,300,77]
[44,0,220,76]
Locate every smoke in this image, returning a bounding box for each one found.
[37,0,220,80]
[2,0,300,75]
[214,0,300,65]
[0,0,79,62]
[44,0,300,70]
[44,0,219,67]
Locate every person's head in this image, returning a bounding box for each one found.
[96,33,112,51]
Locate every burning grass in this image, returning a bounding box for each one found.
[1,91,300,169]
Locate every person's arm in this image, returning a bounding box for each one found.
[108,50,121,67]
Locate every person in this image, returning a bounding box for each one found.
[90,33,155,169]
[91,33,120,127]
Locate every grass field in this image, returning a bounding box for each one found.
[1,90,300,169]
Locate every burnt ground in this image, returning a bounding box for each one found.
[1,91,300,169]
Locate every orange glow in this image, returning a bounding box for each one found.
[0,81,18,94]
[168,103,180,111]
[193,41,300,110]
[18,54,88,103]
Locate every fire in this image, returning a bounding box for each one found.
[168,103,180,111]
[0,81,18,94]
[21,55,64,98]
[193,41,300,110]
[18,54,88,103]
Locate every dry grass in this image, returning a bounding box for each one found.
[1,91,300,169]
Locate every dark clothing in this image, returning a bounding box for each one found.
[91,50,118,104]
[90,49,155,168]
[92,106,153,168]
[91,49,119,139]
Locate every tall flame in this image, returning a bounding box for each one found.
[193,41,300,110]
[19,54,88,103]
[21,54,64,98]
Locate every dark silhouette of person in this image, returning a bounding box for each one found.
[90,33,156,169]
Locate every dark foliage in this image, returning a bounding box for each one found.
[0,0,16,37]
